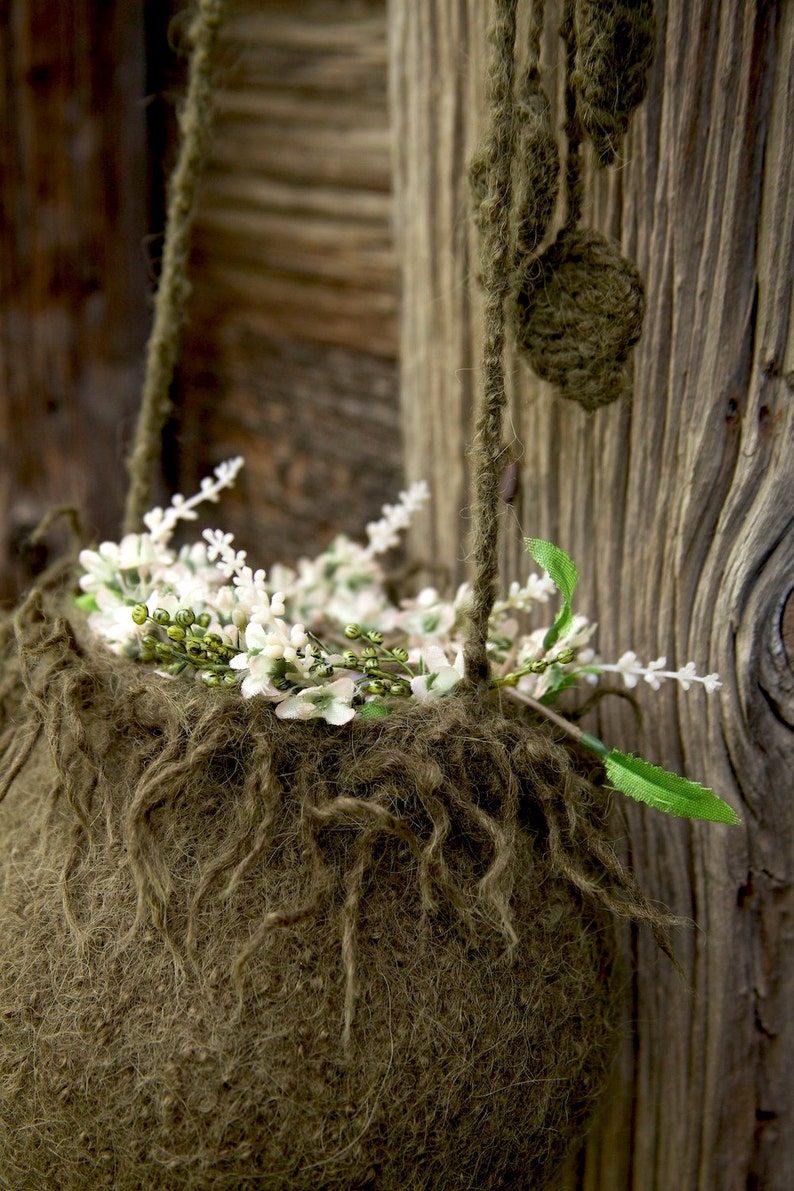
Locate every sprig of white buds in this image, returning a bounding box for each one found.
[77,461,721,724]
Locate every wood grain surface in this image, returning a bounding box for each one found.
[0,0,150,604]
[391,1,793,1187]
[175,0,402,567]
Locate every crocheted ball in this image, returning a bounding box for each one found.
[513,227,646,410]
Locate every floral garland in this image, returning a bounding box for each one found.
[76,459,738,825]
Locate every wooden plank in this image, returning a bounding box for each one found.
[390,0,794,1186]
[175,0,401,565]
[0,0,150,605]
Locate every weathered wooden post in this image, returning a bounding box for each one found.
[0,1,150,604]
[390,1,794,1186]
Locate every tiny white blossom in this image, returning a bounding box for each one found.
[363,481,429,558]
[597,652,721,694]
[275,678,356,724]
[410,646,465,702]
[143,457,244,545]
[395,588,457,639]
[492,571,556,617]
[643,657,668,690]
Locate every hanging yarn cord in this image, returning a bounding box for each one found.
[124,0,226,534]
[463,0,519,688]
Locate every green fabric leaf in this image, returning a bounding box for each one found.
[357,701,391,720]
[524,538,579,649]
[74,593,99,613]
[605,750,741,825]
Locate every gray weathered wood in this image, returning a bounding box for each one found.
[0,0,150,605]
[176,0,401,565]
[390,0,794,1186]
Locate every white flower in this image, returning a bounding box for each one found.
[643,657,668,690]
[395,588,457,639]
[202,529,247,578]
[363,481,429,558]
[143,457,244,546]
[596,652,721,694]
[610,650,645,688]
[410,645,465,702]
[492,571,556,617]
[674,661,699,692]
[78,534,167,592]
[275,678,356,724]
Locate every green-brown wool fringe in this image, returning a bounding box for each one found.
[124,0,226,534]
[513,226,646,410]
[0,596,679,1190]
[569,0,656,166]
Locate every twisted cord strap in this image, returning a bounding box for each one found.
[464,0,519,688]
[124,0,226,534]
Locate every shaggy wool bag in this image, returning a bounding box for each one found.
[0,594,672,1189]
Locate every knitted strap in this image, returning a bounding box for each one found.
[463,0,519,689]
[124,0,226,534]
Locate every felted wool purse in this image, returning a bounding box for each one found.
[0,1,694,1187]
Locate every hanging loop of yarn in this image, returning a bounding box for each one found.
[511,0,559,261]
[123,0,226,534]
[463,0,519,688]
[569,0,657,166]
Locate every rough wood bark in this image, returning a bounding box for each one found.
[175,0,401,566]
[390,1,794,1187]
[0,0,150,605]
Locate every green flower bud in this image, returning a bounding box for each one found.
[166,625,186,641]
[363,657,380,673]
[390,681,410,697]
[175,608,195,627]
[203,632,224,649]
[366,630,384,645]
[390,647,409,663]
[142,634,160,651]
[556,647,575,665]
[153,608,171,626]
[202,673,221,687]
[361,647,378,659]
[222,672,238,687]
[367,680,386,695]
[344,624,362,640]
[196,612,212,629]
[131,604,148,626]
[342,650,359,668]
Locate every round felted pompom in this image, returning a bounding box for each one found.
[0,596,657,1190]
[570,0,656,166]
[513,227,646,410]
[513,85,560,258]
